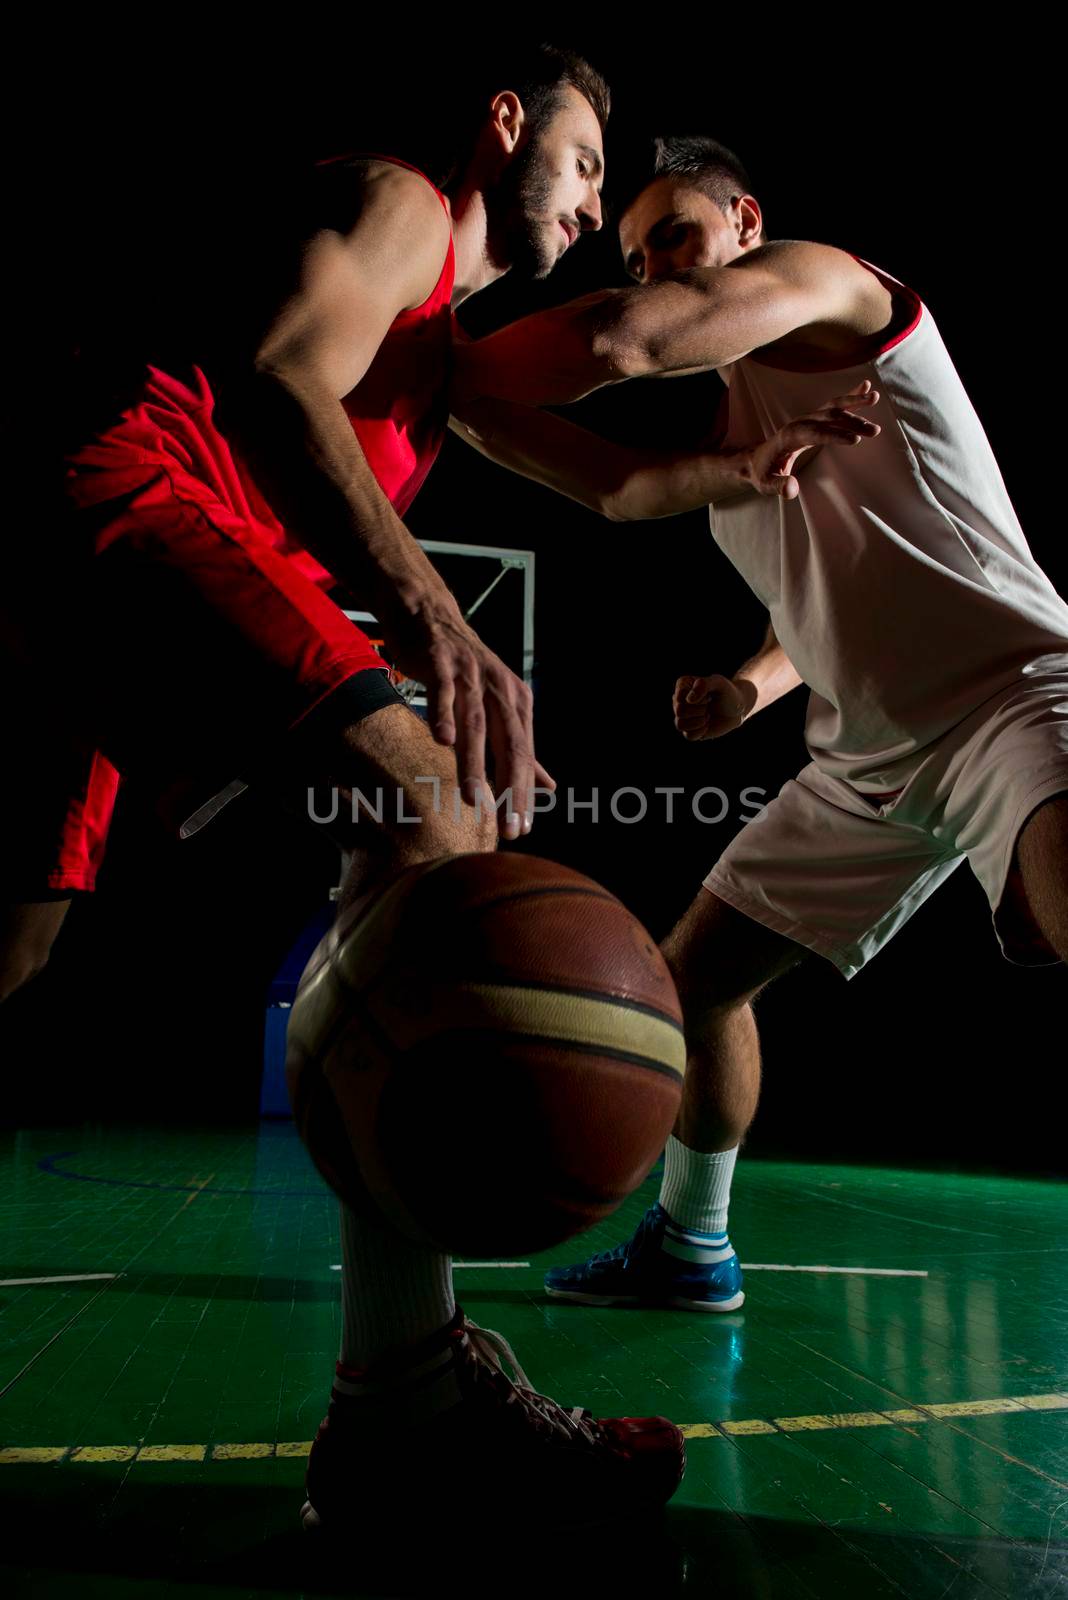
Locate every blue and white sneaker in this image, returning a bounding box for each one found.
[544,1204,745,1312]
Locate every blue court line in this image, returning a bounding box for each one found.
[36,1151,330,1200]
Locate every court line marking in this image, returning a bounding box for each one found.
[0,1274,121,1287]
[5,1392,1065,1464]
[329,1263,532,1270]
[326,1262,925,1277]
[768,1330,1068,1495]
[0,1284,115,1404]
[36,1151,327,1200]
[2,1265,920,1287]
[177,1173,216,1214]
[741,1264,928,1277]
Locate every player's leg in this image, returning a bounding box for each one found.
[0,716,122,1003]
[650,889,809,1308]
[70,457,684,1525]
[1010,793,1068,961]
[663,886,807,1154]
[286,689,494,900]
[545,891,805,1311]
[279,692,490,1368]
[280,696,684,1527]
[546,764,961,1311]
[937,668,1068,971]
[0,901,73,1003]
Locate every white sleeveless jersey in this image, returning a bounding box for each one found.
[711,261,1068,788]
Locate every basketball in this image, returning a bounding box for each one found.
[285,853,685,1256]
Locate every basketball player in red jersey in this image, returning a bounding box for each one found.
[0,51,705,1536]
[453,134,1068,1314]
[1,60,883,1537]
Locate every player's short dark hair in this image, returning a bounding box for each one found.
[621,135,762,231]
[512,44,611,136]
[443,45,610,190]
[652,135,754,207]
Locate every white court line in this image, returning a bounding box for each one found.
[330,1262,921,1277]
[329,1263,531,1271]
[0,1274,121,1287]
[741,1264,927,1277]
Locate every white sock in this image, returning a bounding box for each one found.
[338,1201,455,1373]
[658,1136,738,1241]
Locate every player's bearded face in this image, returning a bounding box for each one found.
[493,131,566,279]
[486,85,602,279]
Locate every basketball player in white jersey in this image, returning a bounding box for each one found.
[452,135,1068,1312]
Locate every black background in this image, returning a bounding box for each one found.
[3,28,1064,1171]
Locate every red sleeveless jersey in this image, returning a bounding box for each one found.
[341,159,456,511]
[68,156,456,587]
[258,155,456,582]
[42,159,456,892]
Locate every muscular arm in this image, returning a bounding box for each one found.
[210,163,541,830]
[734,621,805,716]
[454,242,892,406]
[214,163,453,640]
[449,399,750,522]
[450,379,880,522]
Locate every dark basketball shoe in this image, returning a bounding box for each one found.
[302,1307,685,1534]
[545,1203,745,1312]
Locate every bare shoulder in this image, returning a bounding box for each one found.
[313,157,449,249]
[359,159,450,222]
[732,240,894,346]
[304,156,451,312]
[737,240,886,293]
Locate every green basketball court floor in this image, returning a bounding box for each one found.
[2,1124,1066,1596]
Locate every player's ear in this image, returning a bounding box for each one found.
[489,91,524,154]
[734,195,763,247]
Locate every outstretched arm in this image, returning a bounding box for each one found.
[454,242,893,406]
[449,400,747,520]
[450,383,880,521]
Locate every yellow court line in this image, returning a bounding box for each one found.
[0,1447,68,1463]
[136,1445,208,1463]
[3,1392,1066,1462]
[177,1173,217,1216]
[685,1392,1068,1440]
[211,1442,275,1460]
[774,1411,891,1433]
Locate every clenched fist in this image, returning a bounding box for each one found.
[673,674,758,741]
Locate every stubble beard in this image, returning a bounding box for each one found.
[488,136,560,280]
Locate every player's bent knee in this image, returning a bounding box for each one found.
[662,887,806,1014]
[0,951,48,1005]
[0,902,71,1005]
[326,704,497,858]
[662,921,751,1012]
